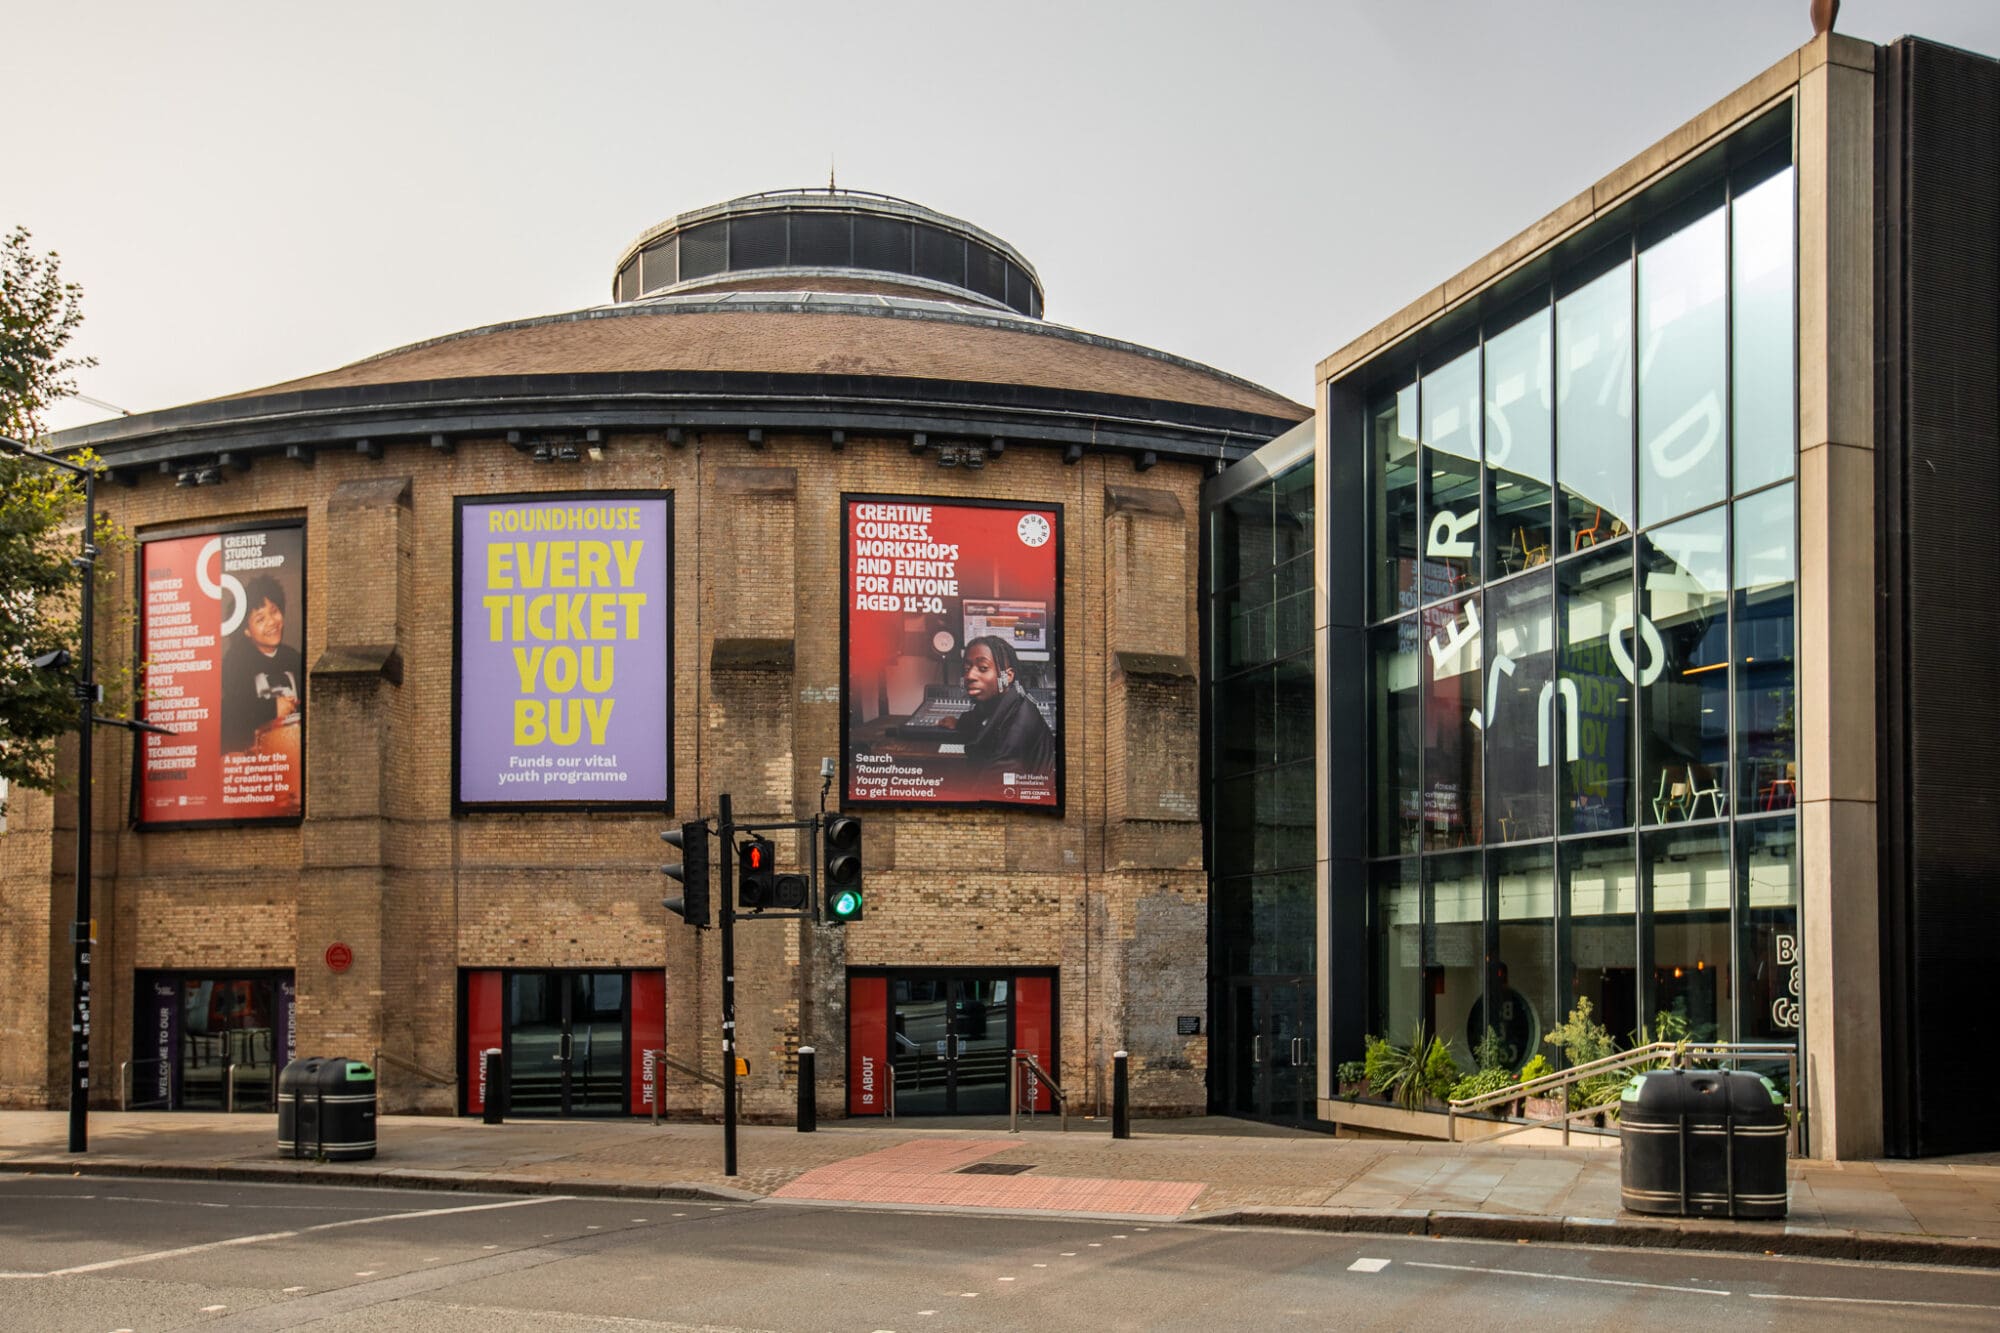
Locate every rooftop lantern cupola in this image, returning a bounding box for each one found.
[612,188,1044,318]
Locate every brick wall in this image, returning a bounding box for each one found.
[0,429,1213,1118]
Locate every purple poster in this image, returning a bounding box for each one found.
[456,494,672,807]
[276,977,296,1067]
[146,977,180,1109]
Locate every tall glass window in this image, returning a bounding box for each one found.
[1732,168,1797,494]
[1641,509,1729,825]
[1426,851,1484,1063]
[1738,817,1800,1046]
[1370,619,1422,856]
[1638,206,1728,526]
[1484,309,1554,579]
[1421,349,1482,599]
[1422,598,1482,849]
[1371,383,1420,619]
[1560,542,1635,832]
[1490,844,1556,1071]
[1373,861,1423,1041]
[1563,834,1638,1048]
[1734,484,1795,811]
[1556,261,1634,553]
[1484,570,1554,843]
[1644,823,1732,1043]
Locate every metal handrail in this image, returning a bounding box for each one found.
[1008,1050,1068,1133]
[372,1047,456,1087]
[1447,1041,1802,1153]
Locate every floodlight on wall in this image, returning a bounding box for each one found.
[175,466,224,487]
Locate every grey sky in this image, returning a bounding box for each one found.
[13,1,2000,430]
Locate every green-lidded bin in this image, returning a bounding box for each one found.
[277,1056,377,1161]
[1619,1067,1786,1219]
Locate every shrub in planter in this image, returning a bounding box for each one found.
[1449,1066,1517,1105]
[1422,1036,1462,1104]
[1335,1059,1369,1098]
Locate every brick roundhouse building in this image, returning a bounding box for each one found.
[2,189,1304,1123]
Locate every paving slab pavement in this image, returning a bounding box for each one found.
[2,1109,1997,1267]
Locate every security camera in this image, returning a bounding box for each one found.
[819,757,836,779]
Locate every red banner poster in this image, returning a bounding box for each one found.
[1015,975,1054,1112]
[465,971,504,1116]
[629,971,666,1115]
[138,524,306,825]
[847,975,889,1116]
[843,496,1062,809]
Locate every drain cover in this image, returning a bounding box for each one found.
[957,1162,1034,1175]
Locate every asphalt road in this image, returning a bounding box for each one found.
[3,1175,2000,1331]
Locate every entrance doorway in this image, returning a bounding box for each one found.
[1224,977,1315,1123]
[132,971,296,1112]
[462,968,663,1118]
[503,972,628,1115]
[847,969,1057,1116]
[889,976,1013,1114]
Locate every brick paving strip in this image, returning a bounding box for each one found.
[770,1138,1204,1218]
[2,1112,1997,1267]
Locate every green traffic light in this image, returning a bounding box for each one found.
[829,889,862,920]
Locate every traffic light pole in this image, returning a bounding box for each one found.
[718,792,738,1178]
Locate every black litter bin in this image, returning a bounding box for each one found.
[1619,1067,1787,1219]
[277,1057,377,1161]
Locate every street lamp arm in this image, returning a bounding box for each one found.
[93,715,176,737]
[0,432,93,478]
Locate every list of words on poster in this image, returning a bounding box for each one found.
[459,498,671,805]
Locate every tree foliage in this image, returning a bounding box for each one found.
[1,226,100,810]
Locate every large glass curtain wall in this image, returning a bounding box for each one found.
[1361,153,1798,1070]
[1213,460,1317,980]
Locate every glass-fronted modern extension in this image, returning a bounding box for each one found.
[1207,31,2000,1158]
[1358,119,1801,1078]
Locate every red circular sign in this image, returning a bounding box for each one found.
[325,943,353,973]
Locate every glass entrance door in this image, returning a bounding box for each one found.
[1225,978,1316,1123]
[181,977,278,1111]
[507,971,627,1116]
[889,975,1013,1114]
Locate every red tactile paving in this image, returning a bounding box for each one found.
[773,1139,1203,1217]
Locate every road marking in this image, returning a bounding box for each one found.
[283,1286,306,1292]
[960,1291,978,1297]
[1404,1262,1729,1297]
[1749,1293,2000,1312]
[917,1311,936,1317]
[4,1194,570,1278]
[1348,1258,1391,1273]
[1060,1252,1076,1256]
[200,1306,227,1312]
[999,1276,1015,1281]
[353,1270,375,1277]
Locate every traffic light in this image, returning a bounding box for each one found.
[774,873,809,910]
[661,821,710,927]
[823,814,863,923]
[738,836,777,910]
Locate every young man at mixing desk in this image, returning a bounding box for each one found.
[955,635,1055,780]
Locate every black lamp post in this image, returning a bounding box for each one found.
[1,434,170,1154]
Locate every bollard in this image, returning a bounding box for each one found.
[1112,1049,1131,1139]
[797,1046,816,1133]
[481,1048,506,1124]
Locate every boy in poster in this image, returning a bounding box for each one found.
[219,575,303,754]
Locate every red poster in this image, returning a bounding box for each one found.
[465,971,504,1115]
[138,524,305,825]
[1015,975,1054,1112]
[843,496,1062,810]
[629,970,666,1115]
[848,975,889,1116]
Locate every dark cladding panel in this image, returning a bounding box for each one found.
[792,212,852,267]
[968,244,1008,303]
[730,213,788,270]
[678,221,727,281]
[1882,37,2000,1157]
[915,224,967,288]
[640,237,678,293]
[854,216,913,274]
